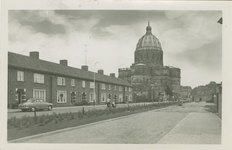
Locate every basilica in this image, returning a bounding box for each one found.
[118,22,181,101]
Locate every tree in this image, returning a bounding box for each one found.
[165,86,173,101]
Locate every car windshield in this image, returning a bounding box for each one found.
[26,99,36,103]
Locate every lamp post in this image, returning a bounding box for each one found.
[93,62,101,106]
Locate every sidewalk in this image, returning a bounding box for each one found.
[7,102,155,113]
[157,112,221,144]
[7,105,101,113]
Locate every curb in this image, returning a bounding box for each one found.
[9,104,177,143]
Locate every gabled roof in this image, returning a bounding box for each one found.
[8,52,132,87]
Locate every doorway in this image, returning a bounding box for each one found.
[16,89,25,104]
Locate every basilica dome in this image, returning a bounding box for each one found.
[136,22,162,51]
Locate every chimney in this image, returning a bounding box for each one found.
[60,60,68,66]
[81,65,88,71]
[98,69,104,75]
[110,73,115,78]
[30,51,39,59]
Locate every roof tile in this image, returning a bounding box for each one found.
[8,52,132,87]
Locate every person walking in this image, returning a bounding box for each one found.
[107,98,111,108]
[112,101,116,108]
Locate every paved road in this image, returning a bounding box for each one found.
[10,102,221,144]
[8,102,155,119]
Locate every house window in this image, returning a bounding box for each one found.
[33,89,46,101]
[90,82,94,89]
[109,84,111,90]
[71,79,75,87]
[57,91,67,103]
[119,86,122,91]
[115,85,117,91]
[57,77,65,85]
[34,73,44,84]
[129,87,132,92]
[82,92,87,101]
[102,84,106,90]
[17,71,24,81]
[101,93,106,102]
[82,81,86,88]
[125,87,128,92]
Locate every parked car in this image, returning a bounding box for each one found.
[18,98,53,112]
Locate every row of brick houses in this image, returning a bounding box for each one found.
[8,51,133,108]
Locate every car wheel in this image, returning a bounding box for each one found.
[48,106,52,111]
[31,107,36,112]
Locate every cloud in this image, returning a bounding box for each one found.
[161,11,222,53]
[164,11,188,19]
[8,10,222,87]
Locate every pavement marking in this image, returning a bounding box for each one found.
[156,113,190,143]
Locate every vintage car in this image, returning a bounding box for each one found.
[18,98,53,112]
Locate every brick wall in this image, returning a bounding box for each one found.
[8,67,133,108]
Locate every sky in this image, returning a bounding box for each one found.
[8,10,222,88]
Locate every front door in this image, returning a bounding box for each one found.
[16,89,25,104]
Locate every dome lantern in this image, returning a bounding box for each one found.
[146,21,152,35]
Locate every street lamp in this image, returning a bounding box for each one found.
[93,62,101,106]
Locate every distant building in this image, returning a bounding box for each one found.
[180,86,192,100]
[190,81,221,102]
[8,51,133,108]
[118,22,181,102]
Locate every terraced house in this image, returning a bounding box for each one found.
[8,51,133,108]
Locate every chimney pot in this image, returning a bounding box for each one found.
[81,65,88,71]
[98,69,104,75]
[60,60,68,66]
[30,51,39,59]
[110,73,115,78]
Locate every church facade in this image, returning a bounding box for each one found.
[118,22,181,102]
